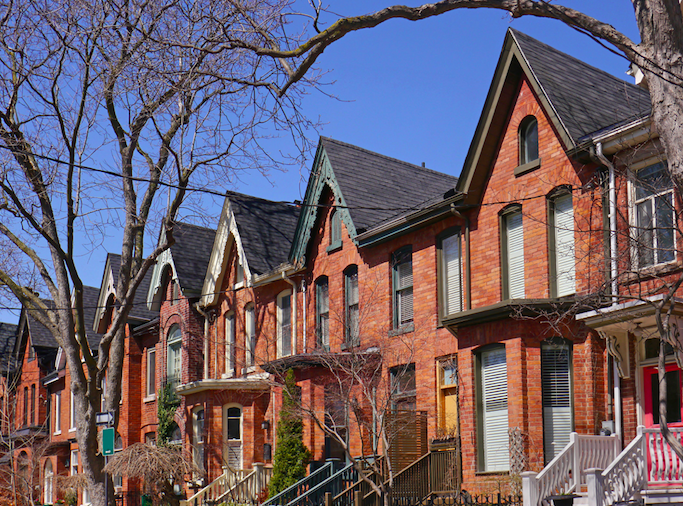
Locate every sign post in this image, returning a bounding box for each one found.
[102,427,115,456]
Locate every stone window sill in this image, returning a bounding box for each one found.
[514,158,541,177]
[389,323,414,337]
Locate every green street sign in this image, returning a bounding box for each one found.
[102,427,115,456]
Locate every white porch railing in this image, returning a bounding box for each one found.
[180,463,272,506]
[522,432,620,506]
[585,426,683,506]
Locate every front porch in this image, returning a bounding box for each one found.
[523,427,683,506]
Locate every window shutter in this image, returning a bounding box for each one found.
[506,212,525,298]
[542,343,572,462]
[554,194,575,297]
[442,234,462,315]
[481,348,509,471]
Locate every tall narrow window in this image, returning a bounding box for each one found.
[245,304,255,367]
[70,390,76,430]
[329,209,342,250]
[225,312,235,376]
[550,192,575,297]
[316,277,329,350]
[146,347,156,397]
[224,405,243,470]
[30,384,35,425]
[439,230,462,317]
[519,116,539,165]
[393,247,414,328]
[70,449,78,476]
[193,407,205,473]
[167,325,182,387]
[502,207,525,299]
[278,291,292,357]
[43,459,54,505]
[541,338,573,463]
[437,358,458,435]
[633,161,675,268]
[54,392,61,434]
[345,266,359,347]
[23,387,28,426]
[478,346,509,472]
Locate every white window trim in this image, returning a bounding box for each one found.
[503,209,525,299]
[223,312,236,378]
[167,326,182,387]
[440,231,463,317]
[53,391,61,435]
[550,193,575,297]
[69,391,76,432]
[628,160,677,270]
[277,290,293,358]
[145,347,156,401]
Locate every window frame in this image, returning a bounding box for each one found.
[192,406,205,474]
[500,206,525,300]
[390,363,416,411]
[53,391,61,434]
[146,346,156,398]
[30,384,35,426]
[277,290,293,358]
[344,265,360,348]
[541,337,574,464]
[518,115,539,166]
[392,246,414,329]
[437,228,463,319]
[328,209,343,252]
[69,390,76,431]
[475,344,509,472]
[225,312,236,377]
[167,325,182,388]
[629,160,676,270]
[548,189,576,298]
[245,303,256,368]
[316,276,330,351]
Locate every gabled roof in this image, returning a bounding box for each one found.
[95,253,158,331]
[290,138,458,261]
[511,29,650,143]
[82,285,105,350]
[457,29,651,204]
[0,322,18,373]
[169,223,217,295]
[25,299,58,349]
[147,222,216,310]
[199,193,301,308]
[229,193,300,275]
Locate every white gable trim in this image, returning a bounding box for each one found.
[199,197,251,308]
[93,257,117,333]
[147,229,181,311]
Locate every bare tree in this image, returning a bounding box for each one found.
[0,1,321,503]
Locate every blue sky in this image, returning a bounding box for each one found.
[0,2,641,324]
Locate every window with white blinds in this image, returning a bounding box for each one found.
[278,291,292,357]
[393,247,413,328]
[345,266,359,346]
[167,325,182,387]
[541,340,573,463]
[504,210,525,299]
[552,193,575,297]
[480,347,509,471]
[441,232,462,316]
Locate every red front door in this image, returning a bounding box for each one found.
[643,364,683,427]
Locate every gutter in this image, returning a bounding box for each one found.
[355,193,467,247]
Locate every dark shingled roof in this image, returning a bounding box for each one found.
[320,137,458,232]
[228,192,301,275]
[169,223,216,295]
[82,285,105,350]
[0,322,17,373]
[107,253,158,321]
[511,29,651,142]
[26,299,58,349]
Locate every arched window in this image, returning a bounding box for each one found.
[223,404,243,470]
[167,325,182,387]
[519,116,539,165]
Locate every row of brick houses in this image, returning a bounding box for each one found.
[0,27,678,504]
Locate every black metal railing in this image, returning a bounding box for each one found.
[263,459,346,506]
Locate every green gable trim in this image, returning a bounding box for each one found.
[290,143,357,265]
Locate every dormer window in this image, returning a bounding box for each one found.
[519,116,539,165]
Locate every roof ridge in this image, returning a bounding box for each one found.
[174,221,216,233]
[321,137,457,180]
[226,190,298,207]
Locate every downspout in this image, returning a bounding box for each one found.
[594,141,622,444]
[282,273,298,354]
[450,206,472,310]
